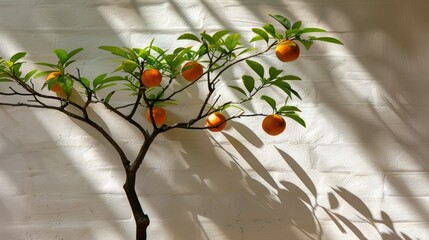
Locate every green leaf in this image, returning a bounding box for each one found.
[292,21,302,29]
[286,29,303,38]
[35,62,58,69]
[95,83,116,91]
[4,61,13,67]
[298,39,314,50]
[123,47,138,62]
[93,73,107,88]
[12,63,22,77]
[269,67,283,79]
[284,112,306,127]
[53,49,68,64]
[237,47,255,56]
[24,69,38,82]
[249,35,264,43]
[53,75,73,96]
[0,78,13,82]
[288,86,302,100]
[269,14,291,30]
[196,45,208,57]
[80,77,90,89]
[224,33,241,51]
[34,70,55,78]
[64,60,76,69]
[178,33,201,42]
[104,76,124,83]
[99,46,128,58]
[311,37,343,45]
[218,103,244,113]
[278,105,301,113]
[229,85,247,96]
[104,91,115,104]
[246,60,264,79]
[263,24,277,38]
[123,83,138,92]
[10,52,26,63]
[137,48,149,58]
[200,32,215,45]
[261,95,276,110]
[121,59,141,68]
[277,75,302,81]
[242,75,255,93]
[150,45,166,56]
[273,81,301,99]
[173,47,186,55]
[123,61,138,73]
[171,46,192,69]
[252,28,269,43]
[67,48,84,60]
[113,64,124,72]
[301,28,327,33]
[272,81,292,98]
[213,30,230,42]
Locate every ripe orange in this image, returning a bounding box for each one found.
[262,114,286,136]
[141,68,162,87]
[46,71,63,93]
[181,61,203,81]
[145,106,167,126]
[205,112,227,132]
[275,40,300,62]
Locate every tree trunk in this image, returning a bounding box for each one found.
[124,171,150,240]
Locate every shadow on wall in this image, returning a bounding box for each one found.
[0,106,418,240]
[293,0,429,226]
[140,128,417,240]
[1,0,428,239]
[0,107,131,239]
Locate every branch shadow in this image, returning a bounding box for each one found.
[142,126,419,239]
[2,0,428,239]
[0,107,131,239]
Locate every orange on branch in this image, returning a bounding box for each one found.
[205,112,227,132]
[46,71,63,93]
[141,68,162,88]
[275,39,300,62]
[181,61,203,81]
[262,114,286,136]
[145,106,167,126]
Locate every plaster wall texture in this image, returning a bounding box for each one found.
[0,0,428,239]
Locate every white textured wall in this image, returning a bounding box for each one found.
[1,0,428,239]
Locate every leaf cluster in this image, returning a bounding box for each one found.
[251,14,343,50]
[0,14,344,130]
[229,59,305,127]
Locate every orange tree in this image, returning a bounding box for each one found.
[0,15,341,240]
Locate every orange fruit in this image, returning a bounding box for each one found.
[275,40,300,62]
[141,68,162,87]
[145,106,166,126]
[205,112,227,132]
[181,61,203,81]
[262,114,286,136]
[46,71,63,93]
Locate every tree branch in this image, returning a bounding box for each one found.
[212,42,277,83]
[103,101,149,140]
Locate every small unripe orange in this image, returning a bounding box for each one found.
[275,40,300,62]
[181,61,203,81]
[205,112,227,132]
[262,114,286,136]
[141,68,162,87]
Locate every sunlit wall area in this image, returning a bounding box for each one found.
[0,0,428,239]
